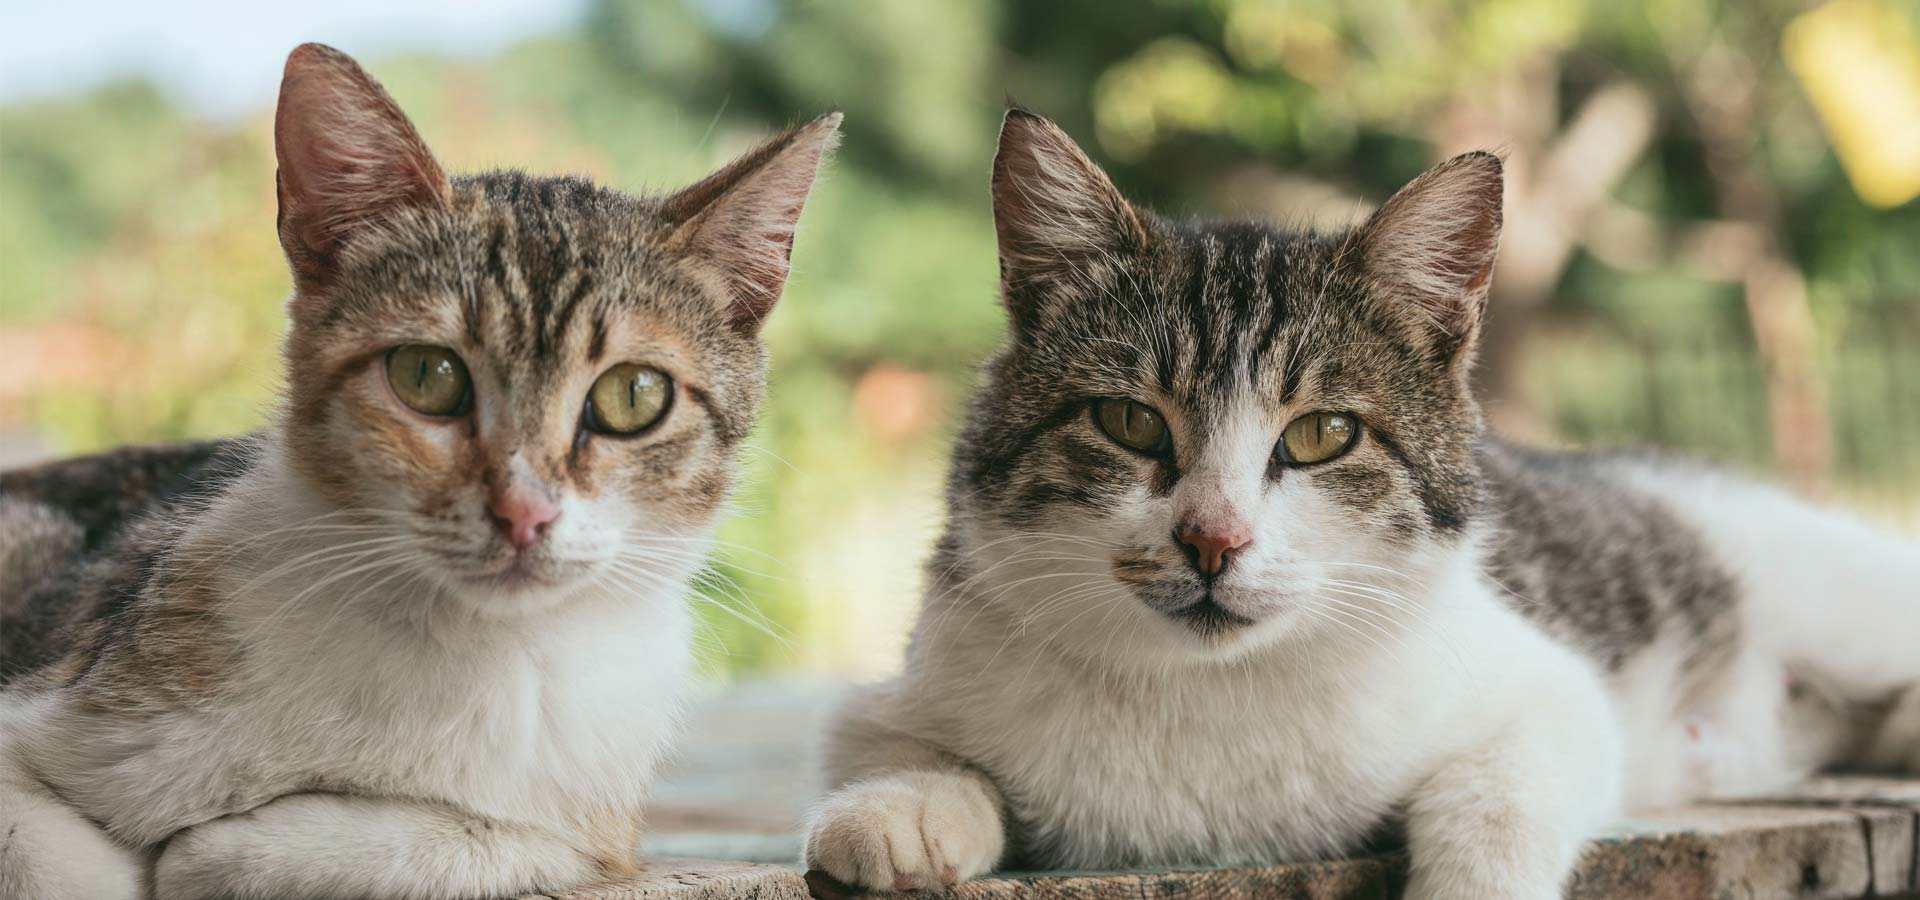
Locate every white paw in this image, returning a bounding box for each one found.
[803,771,1003,891]
[153,818,245,900]
[0,827,144,900]
[0,769,145,900]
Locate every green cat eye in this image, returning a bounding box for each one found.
[1278,412,1358,465]
[585,364,672,435]
[1095,398,1170,453]
[385,345,471,417]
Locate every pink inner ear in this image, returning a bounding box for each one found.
[1405,201,1499,305]
[274,43,449,267]
[990,110,1147,292]
[1354,152,1504,340]
[1461,250,1496,296]
[661,114,840,334]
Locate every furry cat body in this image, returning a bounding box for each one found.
[0,44,838,900]
[804,112,1920,899]
[5,443,695,891]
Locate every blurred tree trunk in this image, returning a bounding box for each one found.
[1438,72,1657,440]
[1679,39,1834,495]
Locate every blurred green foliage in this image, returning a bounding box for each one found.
[2,0,1916,676]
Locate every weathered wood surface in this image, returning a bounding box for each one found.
[530,682,1920,899]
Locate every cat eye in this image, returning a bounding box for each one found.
[1094,398,1170,454]
[585,364,672,436]
[385,345,472,417]
[1277,412,1359,465]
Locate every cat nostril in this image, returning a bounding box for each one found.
[493,511,557,551]
[488,492,559,551]
[1175,521,1253,578]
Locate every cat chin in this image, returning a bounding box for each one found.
[439,561,610,617]
[1067,596,1308,667]
[450,583,592,618]
[1176,611,1309,660]
[1135,580,1296,627]
[1164,596,1260,634]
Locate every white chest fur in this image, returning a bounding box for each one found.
[23,583,691,845]
[906,621,1484,868]
[889,558,1607,871]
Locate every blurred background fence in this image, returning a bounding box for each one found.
[2,0,1916,677]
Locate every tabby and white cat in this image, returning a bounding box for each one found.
[803,110,1920,899]
[0,44,837,900]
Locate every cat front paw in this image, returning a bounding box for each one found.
[803,771,1003,891]
[0,767,146,900]
[153,815,250,900]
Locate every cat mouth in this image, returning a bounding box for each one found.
[484,562,551,590]
[457,552,579,593]
[1164,596,1258,636]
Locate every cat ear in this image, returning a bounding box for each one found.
[991,109,1151,329]
[661,113,842,335]
[1345,151,1504,360]
[274,43,451,288]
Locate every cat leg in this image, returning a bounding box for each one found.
[1765,522,1920,698]
[1738,511,1920,770]
[1403,662,1621,900]
[1675,650,1858,800]
[152,793,607,900]
[1657,475,1920,697]
[802,686,1006,891]
[805,770,1005,891]
[1855,682,1920,772]
[0,756,145,900]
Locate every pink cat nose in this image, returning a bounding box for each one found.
[487,489,559,551]
[1176,519,1252,578]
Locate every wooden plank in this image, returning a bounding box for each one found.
[524,859,809,900]
[572,684,1920,899]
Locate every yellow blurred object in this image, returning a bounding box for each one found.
[1784,0,1920,208]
